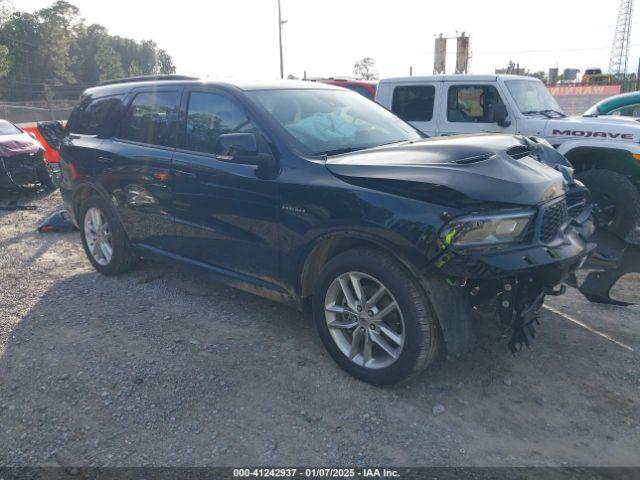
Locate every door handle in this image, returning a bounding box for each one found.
[173,169,197,179]
[97,156,112,164]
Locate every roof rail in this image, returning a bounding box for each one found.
[99,74,199,86]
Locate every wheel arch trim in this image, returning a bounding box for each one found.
[298,231,475,358]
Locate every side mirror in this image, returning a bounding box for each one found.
[215,133,277,175]
[215,133,258,159]
[487,103,511,128]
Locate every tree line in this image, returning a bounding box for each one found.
[0,0,176,101]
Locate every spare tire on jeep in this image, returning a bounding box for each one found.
[576,169,640,240]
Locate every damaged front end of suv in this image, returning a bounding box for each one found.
[326,134,595,356]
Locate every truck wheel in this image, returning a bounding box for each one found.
[312,248,441,385]
[35,159,56,190]
[576,169,640,239]
[79,195,138,276]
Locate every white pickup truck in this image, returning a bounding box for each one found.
[375,74,640,242]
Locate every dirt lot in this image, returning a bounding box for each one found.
[1,190,639,467]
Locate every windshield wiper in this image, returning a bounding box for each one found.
[317,140,416,158]
[522,110,552,118]
[522,109,566,118]
[541,109,567,118]
[316,146,367,157]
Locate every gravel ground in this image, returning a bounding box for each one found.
[0,190,639,467]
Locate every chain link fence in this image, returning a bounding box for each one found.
[0,100,75,124]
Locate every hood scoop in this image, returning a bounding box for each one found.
[507,145,533,160]
[452,153,494,165]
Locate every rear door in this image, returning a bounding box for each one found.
[439,82,516,136]
[99,87,182,251]
[388,83,440,136]
[170,88,281,283]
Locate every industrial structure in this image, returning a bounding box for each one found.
[433,33,471,75]
[609,0,635,78]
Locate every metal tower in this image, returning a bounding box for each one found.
[609,0,635,77]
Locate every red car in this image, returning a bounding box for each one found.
[0,119,55,190]
[312,78,377,100]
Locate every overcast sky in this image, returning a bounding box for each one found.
[19,0,640,80]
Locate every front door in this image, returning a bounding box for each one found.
[439,83,516,136]
[171,89,281,284]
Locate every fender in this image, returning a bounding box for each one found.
[298,228,424,296]
[297,229,474,358]
[69,177,116,224]
[555,139,640,157]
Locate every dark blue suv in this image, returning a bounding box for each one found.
[60,75,593,384]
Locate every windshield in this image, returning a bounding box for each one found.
[0,120,22,135]
[505,80,564,115]
[248,88,421,156]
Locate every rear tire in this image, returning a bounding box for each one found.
[576,169,640,239]
[312,248,441,385]
[79,195,138,276]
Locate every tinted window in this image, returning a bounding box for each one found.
[185,92,251,154]
[119,91,181,147]
[345,85,374,100]
[66,95,122,135]
[447,85,504,123]
[392,85,435,122]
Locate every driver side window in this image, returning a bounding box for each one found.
[186,92,253,154]
[447,85,503,123]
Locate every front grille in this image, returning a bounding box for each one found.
[540,199,568,243]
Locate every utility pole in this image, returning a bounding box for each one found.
[278,0,287,79]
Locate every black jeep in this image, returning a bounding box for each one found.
[59,76,593,384]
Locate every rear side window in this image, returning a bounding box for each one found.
[185,92,251,155]
[66,95,122,135]
[119,91,181,147]
[391,85,435,122]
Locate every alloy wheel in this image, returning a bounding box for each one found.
[324,272,405,369]
[84,207,113,266]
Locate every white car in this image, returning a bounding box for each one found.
[375,75,640,242]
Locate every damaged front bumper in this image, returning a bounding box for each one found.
[0,150,45,189]
[432,195,595,352]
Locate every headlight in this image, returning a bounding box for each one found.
[441,211,534,248]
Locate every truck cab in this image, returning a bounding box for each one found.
[376,74,640,242]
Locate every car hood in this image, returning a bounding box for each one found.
[0,132,42,157]
[325,134,566,206]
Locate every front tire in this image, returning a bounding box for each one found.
[79,195,138,276]
[312,249,441,385]
[576,169,640,239]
